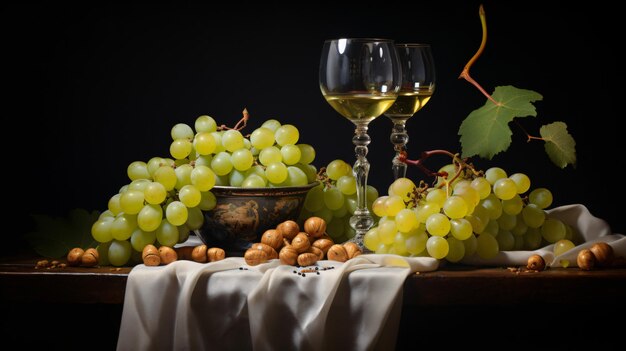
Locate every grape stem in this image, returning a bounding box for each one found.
[399,149,479,189]
[458,5,501,106]
[218,108,249,131]
[514,120,545,142]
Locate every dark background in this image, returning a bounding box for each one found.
[3,2,622,256]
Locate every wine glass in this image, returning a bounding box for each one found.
[384,43,436,179]
[319,38,401,250]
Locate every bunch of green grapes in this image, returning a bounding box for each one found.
[299,159,379,243]
[91,115,317,266]
[364,165,575,262]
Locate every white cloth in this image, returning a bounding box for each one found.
[460,204,626,267]
[117,204,624,350]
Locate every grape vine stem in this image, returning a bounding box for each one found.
[514,120,545,142]
[458,5,501,106]
[218,108,249,131]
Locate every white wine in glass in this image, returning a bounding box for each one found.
[319,38,401,250]
[384,43,436,179]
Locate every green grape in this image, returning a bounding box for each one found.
[454,185,480,207]
[91,219,114,243]
[179,185,201,208]
[170,139,192,159]
[443,196,468,219]
[130,228,156,252]
[281,166,308,186]
[497,213,517,231]
[541,218,566,243]
[297,144,315,164]
[426,236,449,259]
[554,239,575,267]
[513,235,525,250]
[470,177,491,199]
[313,207,334,227]
[154,166,177,191]
[111,214,138,241]
[327,217,345,238]
[445,237,465,262]
[185,206,204,230]
[228,170,245,186]
[493,178,517,200]
[194,132,217,155]
[333,203,348,218]
[304,184,324,212]
[476,233,499,259]
[119,190,144,215]
[372,196,388,217]
[395,208,418,233]
[280,144,301,165]
[393,232,409,256]
[147,157,165,177]
[221,130,245,152]
[511,216,528,236]
[326,160,351,180]
[194,154,213,168]
[99,210,115,220]
[483,220,499,237]
[96,242,111,266]
[128,179,150,192]
[119,184,129,194]
[231,149,254,171]
[174,164,193,190]
[480,194,502,220]
[366,185,379,206]
[335,176,356,195]
[198,191,217,211]
[323,187,345,210]
[425,188,447,208]
[502,195,523,215]
[435,164,458,188]
[264,162,287,184]
[156,219,179,246]
[509,173,531,194]
[166,201,188,226]
[250,127,275,149]
[211,152,234,176]
[194,115,217,133]
[127,161,150,181]
[293,163,317,183]
[522,204,545,228]
[214,174,229,186]
[274,124,299,146]
[190,165,216,192]
[171,123,194,140]
[178,225,191,244]
[426,213,451,237]
[242,174,266,188]
[384,195,405,217]
[108,239,132,267]
[415,202,440,223]
[377,219,397,245]
[450,218,473,240]
[529,188,553,209]
[465,214,485,234]
[463,234,478,257]
[390,178,416,202]
[405,228,428,255]
[496,229,515,251]
[524,227,543,250]
[261,119,282,132]
[210,132,225,153]
[485,167,507,185]
[108,194,123,215]
[376,243,391,254]
[564,224,575,241]
[137,204,163,232]
[259,146,282,166]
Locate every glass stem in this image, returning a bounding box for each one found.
[349,123,374,251]
[390,120,409,179]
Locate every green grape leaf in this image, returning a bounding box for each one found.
[459,85,543,159]
[540,121,577,168]
[24,208,100,258]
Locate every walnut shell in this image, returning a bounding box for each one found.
[297,252,318,266]
[207,247,226,262]
[590,242,614,267]
[191,245,208,263]
[343,242,362,259]
[159,246,178,265]
[327,244,348,262]
[67,248,84,267]
[291,233,311,253]
[245,247,268,266]
[279,246,298,265]
[277,220,300,240]
[304,216,326,239]
[261,229,284,250]
[312,238,334,256]
[250,243,277,260]
[526,254,545,271]
[81,248,99,267]
[142,245,161,266]
[175,246,194,260]
[577,249,596,271]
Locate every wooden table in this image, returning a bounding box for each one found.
[1,258,625,349]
